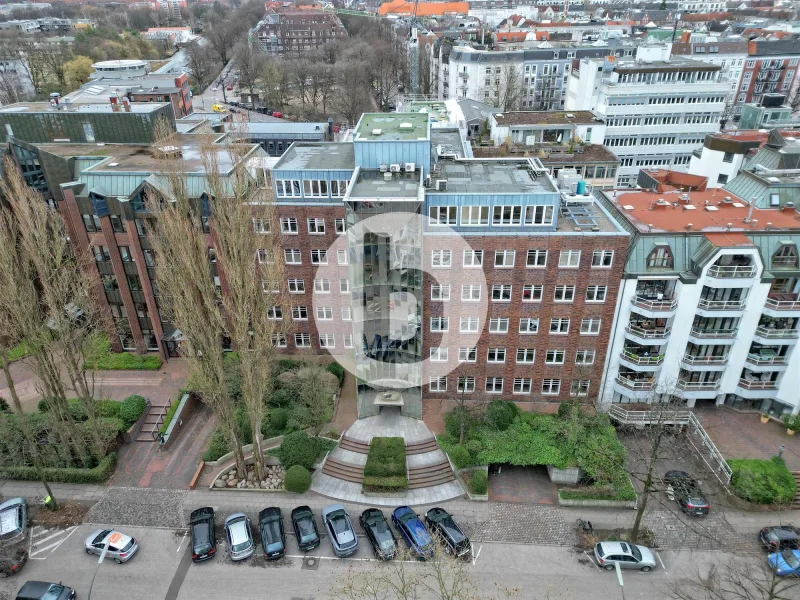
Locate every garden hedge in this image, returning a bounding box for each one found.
[326,362,345,387]
[729,457,797,504]
[448,445,471,470]
[363,475,408,492]
[470,470,488,495]
[277,432,321,470]
[92,352,163,371]
[363,437,407,492]
[284,465,312,493]
[119,395,147,429]
[0,452,117,484]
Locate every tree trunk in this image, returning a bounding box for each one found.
[251,423,264,482]
[631,435,660,544]
[1,353,22,414]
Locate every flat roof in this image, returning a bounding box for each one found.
[431,129,467,159]
[274,142,354,171]
[245,122,327,135]
[606,188,800,233]
[610,57,720,72]
[354,113,430,142]
[494,110,600,126]
[555,201,621,234]
[0,102,168,114]
[350,169,420,198]
[37,135,244,173]
[432,159,556,194]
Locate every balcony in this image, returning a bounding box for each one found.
[631,295,678,316]
[620,349,664,366]
[689,327,737,339]
[707,264,756,279]
[676,380,721,391]
[624,324,671,345]
[681,354,728,372]
[754,326,799,342]
[764,293,800,316]
[736,378,780,399]
[615,374,655,390]
[745,352,788,371]
[697,298,746,311]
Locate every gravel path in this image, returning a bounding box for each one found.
[86,487,188,529]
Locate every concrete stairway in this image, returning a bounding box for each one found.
[792,472,800,507]
[134,401,172,442]
[322,457,364,483]
[405,438,439,455]
[408,460,455,489]
[339,436,369,454]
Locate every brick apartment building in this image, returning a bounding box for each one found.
[4,106,630,415]
[737,40,800,109]
[251,7,348,57]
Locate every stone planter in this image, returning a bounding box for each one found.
[557,490,636,509]
[761,414,770,424]
[459,466,487,502]
[362,490,408,498]
[211,455,284,490]
[788,429,796,436]
[547,465,583,485]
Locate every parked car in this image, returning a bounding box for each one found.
[226,84,233,91]
[15,581,75,600]
[189,507,216,562]
[84,529,138,564]
[392,506,433,560]
[224,513,254,561]
[291,506,320,551]
[0,545,27,578]
[259,507,286,560]
[0,498,28,546]
[594,542,656,572]
[322,504,358,558]
[272,111,283,119]
[425,507,470,558]
[768,548,800,576]
[760,526,800,551]
[360,509,397,560]
[664,470,710,516]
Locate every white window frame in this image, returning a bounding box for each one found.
[319,333,336,349]
[522,284,543,302]
[541,379,561,395]
[487,347,506,363]
[519,318,539,334]
[516,348,535,364]
[288,279,305,294]
[252,217,270,234]
[460,206,489,226]
[316,306,333,320]
[524,205,554,226]
[580,318,602,335]
[307,217,325,235]
[431,284,451,301]
[492,205,522,226]
[591,250,614,268]
[271,333,287,348]
[586,285,607,303]
[429,376,447,392]
[571,379,590,396]
[458,347,477,363]
[292,306,308,321]
[457,376,475,393]
[310,249,328,265]
[343,333,354,348]
[559,250,581,268]
[460,317,479,333]
[489,318,509,333]
[341,307,352,321]
[485,377,504,394]
[554,285,575,303]
[284,249,302,265]
[337,249,348,265]
[429,206,458,226]
[257,249,274,264]
[314,278,331,293]
[432,250,452,268]
[575,350,595,365]
[526,249,547,268]
[491,284,512,302]
[494,250,516,268]
[294,333,311,347]
[334,218,346,234]
[267,306,283,320]
[513,378,532,394]
[462,284,481,301]
[463,249,484,267]
[280,217,298,234]
[545,349,565,365]
[430,317,449,332]
[430,347,449,362]
[339,279,350,293]
[550,318,570,334]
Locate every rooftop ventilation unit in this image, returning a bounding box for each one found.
[371,129,382,136]
[722,196,733,203]
[405,162,415,172]
[380,164,388,172]
[399,122,413,130]
[435,179,447,191]
[390,163,401,172]
[383,172,393,181]
[679,193,690,202]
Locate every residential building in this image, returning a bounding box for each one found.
[737,93,795,130]
[596,172,800,417]
[377,0,469,17]
[142,27,194,46]
[737,40,800,116]
[670,36,748,106]
[688,130,774,188]
[437,43,611,110]
[567,47,729,187]
[489,110,606,146]
[231,121,333,156]
[251,8,348,57]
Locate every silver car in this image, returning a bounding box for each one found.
[594,541,656,572]
[322,504,358,558]
[0,497,27,546]
[84,529,139,564]
[224,513,254,561]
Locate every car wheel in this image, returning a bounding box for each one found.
[114,558,122,564]
[85,548,93,555]
[641,566,651,572]
[604,564,615,571]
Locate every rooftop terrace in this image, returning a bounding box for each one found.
[349,169,421,199]
[605,188,800,234]
[430,159,556,194]
[354,113,430,142]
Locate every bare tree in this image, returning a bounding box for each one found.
[206,20,242,66]
[283,362,338,437]
[185,41,220,92]
[670,555,800,600]
[333,61,371,127]
[479,65,523,112]
[289,58,314,114]
[258,59,291,109]
[233,40,266,106]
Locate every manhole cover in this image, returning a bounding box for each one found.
[302,556,320,570]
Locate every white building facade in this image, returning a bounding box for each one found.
[566,47,729,187]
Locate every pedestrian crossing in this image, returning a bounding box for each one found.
[28,524,78,560]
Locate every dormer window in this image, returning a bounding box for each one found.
[647,245,673,269]
[772,244,798,269]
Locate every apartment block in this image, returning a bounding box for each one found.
[670,36,748,106]
[566,46,728,187]
[251,8,348,57]
[596,166,800,417]
[738,40,800,115]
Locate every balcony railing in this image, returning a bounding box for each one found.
[697,298,746,310]
[707,264,756,278]
[632,296,678,311]
[690,327,738,339]
[615,375,655,390]
[765,294,800,311]
[676,380,721,391]
[626,325,671,339]
[621,350,665,366]
[755,326,800,339]
[682,354,728,366]
[746,354,788,366]
[737,379,778,390]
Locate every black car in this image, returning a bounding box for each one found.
[0,545,27,578]
[760,526,800,551]
[15,581,75,600]
[291,506,320,551]
[189,507,216,562]
[359,508,397,560]
[425,507,471,558]
[664,470,710,516]
[259,507,286,560]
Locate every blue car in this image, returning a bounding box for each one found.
[768,548,800,576]
[391,506,433,560]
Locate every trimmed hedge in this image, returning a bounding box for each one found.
[729,457,797,504]
[203,429,229,462]
[277,432,321,470]
[120,395,147,429]
[363,475,408,492]
[92,352,163,371]
[559,482,637,502]
[284,465,312,493]
[448,445,471,470]
[326,362,345,387]
[159,396,183,435]
[364,437,406,478]
[0,452,117,484]
[470,470,488,495]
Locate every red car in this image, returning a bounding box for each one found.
[226,84,233,91]
[272,111,283,119]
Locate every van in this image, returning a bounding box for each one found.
[212,104,227,113]
[16,581,76,600]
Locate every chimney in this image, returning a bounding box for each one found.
[110,95,120,112]
[122,97,131,112]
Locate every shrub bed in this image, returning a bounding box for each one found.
[7,340,29,362]
[326,362,345,387]
[559,482,637,502]
[275,432,336,470]
[363,437,407,493]
[92,352,163,371]
[158,395,184,435]
[729,457,797,504]
[0,453,117,484]
[284,465,312,492]
[119,395,147,429]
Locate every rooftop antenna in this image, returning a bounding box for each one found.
[745,196,756,223]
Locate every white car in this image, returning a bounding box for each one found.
[594,541,656,572]
[84,529,138,564]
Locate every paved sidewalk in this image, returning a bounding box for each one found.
[0,480,107,504]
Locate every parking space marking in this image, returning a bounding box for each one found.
[584,551,601,571]
[656,551,666,573]
[29,525,77,559]
[284,554,422,564]
[471,544,482,566]
[177,532,187,553]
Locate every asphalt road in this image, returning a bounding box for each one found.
[0,523,750,600]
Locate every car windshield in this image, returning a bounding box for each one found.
[42,585,66,600]
[329,511,355,545]
[782,550,800,569]
[296,518,317,543]
[93,530,111,545]
[121,539,134,552]
[630,545,642,561]
[263,520,281,545]
[0,508,19,538]
[372,520,395,550]
[193,522,210,551]
[232,539,251,553]
[440,517,465,543]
